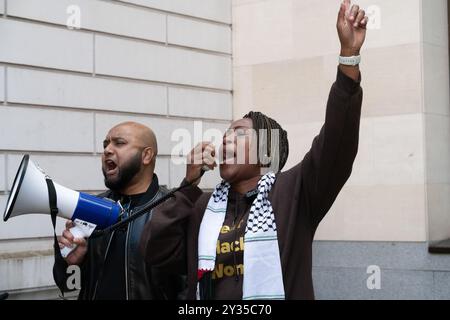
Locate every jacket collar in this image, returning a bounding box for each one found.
[107,174,160,208]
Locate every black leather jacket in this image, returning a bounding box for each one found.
[53,178,186,300]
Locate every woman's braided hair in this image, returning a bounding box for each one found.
[243,111,289,172]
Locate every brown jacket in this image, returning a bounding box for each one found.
[140,68,363,300]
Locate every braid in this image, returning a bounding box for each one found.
[244,111,289,172]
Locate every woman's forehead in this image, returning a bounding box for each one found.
[228,118,253,130]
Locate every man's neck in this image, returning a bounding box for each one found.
[119,175,153,196]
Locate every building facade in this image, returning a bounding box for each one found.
[1,0,450,299]
[0,0,232,299]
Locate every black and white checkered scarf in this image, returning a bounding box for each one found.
[197,172,285,300]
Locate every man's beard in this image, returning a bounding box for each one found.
[103,152,142,192]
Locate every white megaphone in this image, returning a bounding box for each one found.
[3,155,122,258]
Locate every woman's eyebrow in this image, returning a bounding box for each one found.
[231,125,251,130]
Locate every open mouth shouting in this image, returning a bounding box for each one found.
[104,159,118,176]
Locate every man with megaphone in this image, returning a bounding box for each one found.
[52,121,186,300]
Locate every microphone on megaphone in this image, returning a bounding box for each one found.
[3,155,123,258]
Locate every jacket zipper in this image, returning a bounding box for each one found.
[122,192,158,300]
[92,231,115,300]
[92,189,160,300]
[124,209,132,300]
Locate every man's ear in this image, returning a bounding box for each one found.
[142,147,155,165]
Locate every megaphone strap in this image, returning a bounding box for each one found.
[45,178,66,298]
[45,178,59,217]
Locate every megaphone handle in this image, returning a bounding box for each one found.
[60,242,76,259]
[60,220,96,259]
[60,225,83,258]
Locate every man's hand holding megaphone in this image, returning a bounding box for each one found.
[58,220,88,265]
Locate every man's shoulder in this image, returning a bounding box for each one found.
[96,190,113,199]
[157,185,170,195]
[95,184,169,203]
